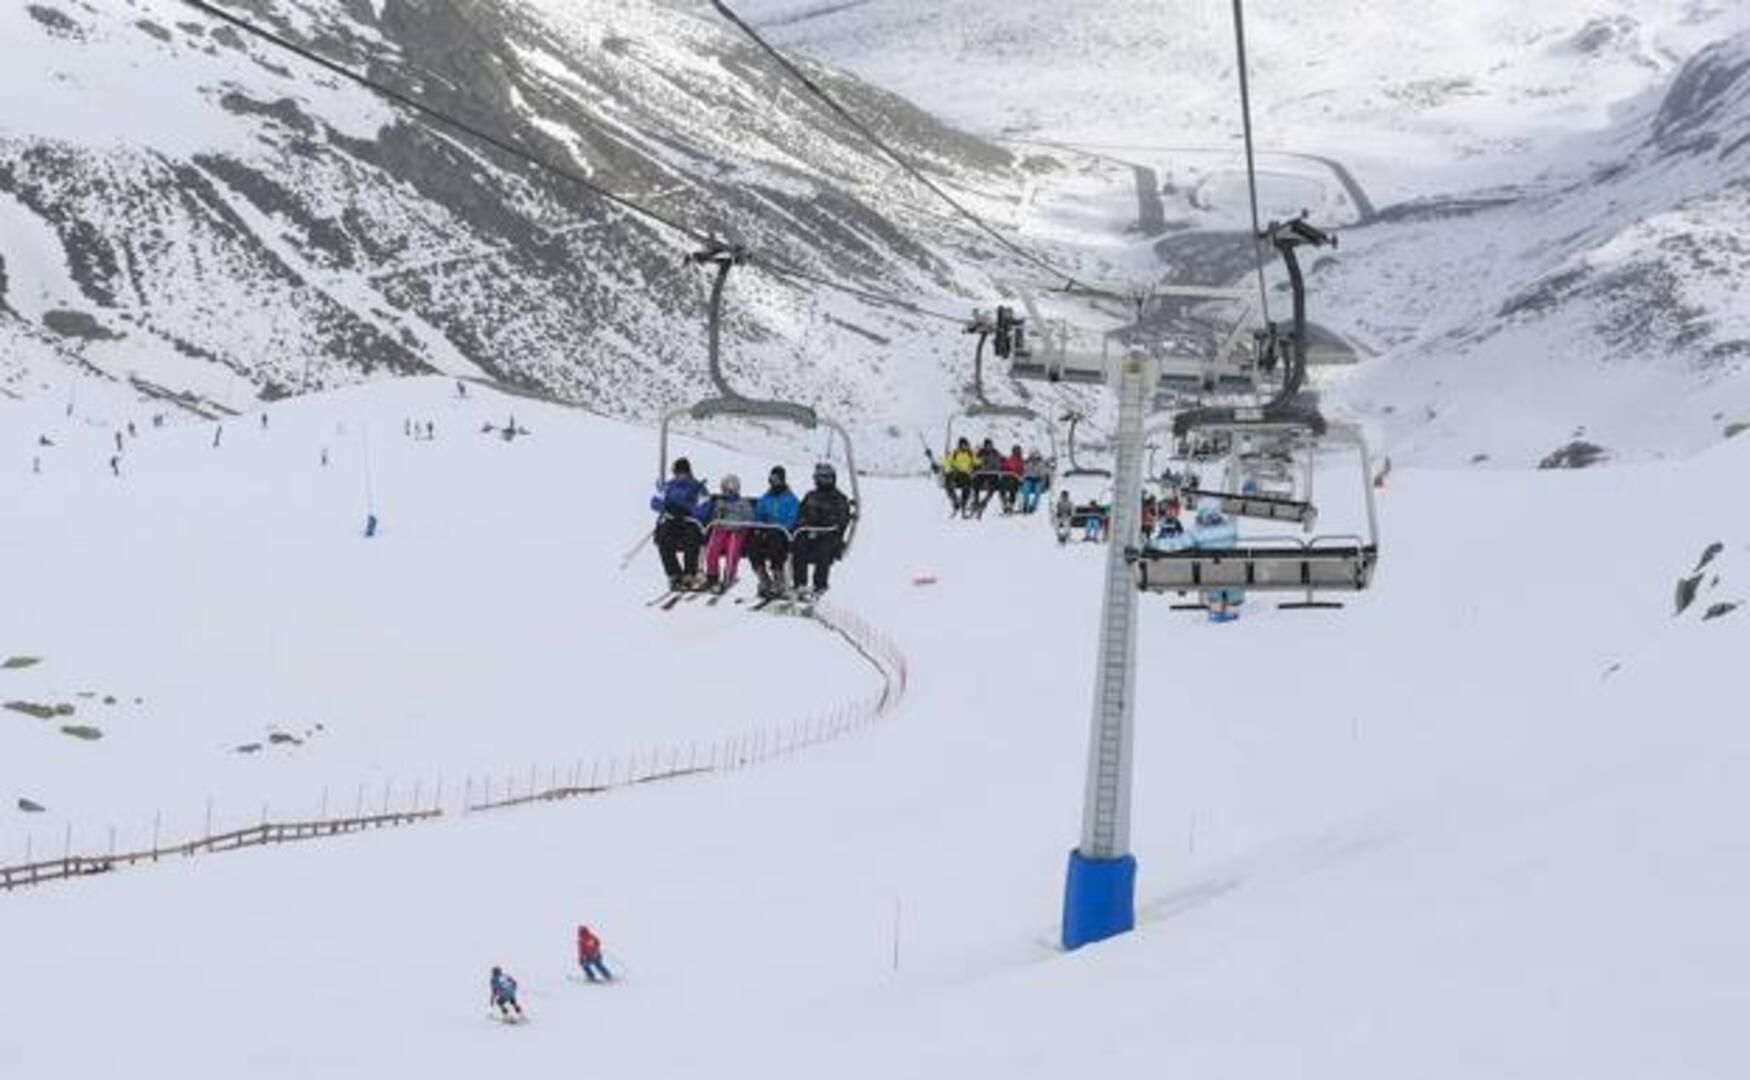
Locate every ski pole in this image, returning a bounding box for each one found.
[617,528,655,571]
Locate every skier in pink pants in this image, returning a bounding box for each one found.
[703,473,755,593]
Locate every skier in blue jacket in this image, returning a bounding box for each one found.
[747,465,800,598]
[489,965,524,1020]
[650,457,708,589]
[1190,503,1243,622]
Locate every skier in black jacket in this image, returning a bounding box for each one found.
[791,462,853,596]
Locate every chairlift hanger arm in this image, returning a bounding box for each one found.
[1260,213,1338,407]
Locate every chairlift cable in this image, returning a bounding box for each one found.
[177,0,968,327]
[710,1,1088,293]
[1231,0,1273,326]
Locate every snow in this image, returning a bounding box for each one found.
[3,373,1749,1077]
[736,0,1750,190]
[734,0,1750,464]
[0,380,874,843]
[4,3,1750,1077]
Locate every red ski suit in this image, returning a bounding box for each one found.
[578,927,603,961]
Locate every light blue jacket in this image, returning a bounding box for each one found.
[755,487,800,531]
[1190,512,1239,550]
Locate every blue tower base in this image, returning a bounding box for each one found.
[1062,848,1137,950]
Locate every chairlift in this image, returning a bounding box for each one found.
[942,308,1056,452]
[1153,408,1323,530]
[937,308,1062,520]
[1007,282,1271,409]
[1059,410,1112,480]
[656,243,862,555]
[1131,420,1378,608]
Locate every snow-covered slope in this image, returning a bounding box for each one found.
[742,0,1747,188]
[745,0,1750,464]
[0,379,878,838]
[1316,28,1750,466]
[3,377,1748,1078]
[0,0,1044,464]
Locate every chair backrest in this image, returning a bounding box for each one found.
[1182,488,1315,527]
[1135,541,1376,593]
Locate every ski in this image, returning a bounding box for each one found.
[660,592,687,610]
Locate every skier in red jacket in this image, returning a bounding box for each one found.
[577,924,614,982]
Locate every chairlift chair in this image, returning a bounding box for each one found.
[1059,410,1112,480]
[1154,408,1323,531]
[656,244,862,556]
[1132,420,1378,607]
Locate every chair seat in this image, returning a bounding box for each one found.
[1135,542,1376,593]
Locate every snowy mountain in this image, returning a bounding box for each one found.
[0,0,1041,462]
[1321,27,1750,466]
[745,0,1750,465]
[7,6,1750,1077]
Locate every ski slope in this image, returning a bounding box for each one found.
[3,376,1748,1077]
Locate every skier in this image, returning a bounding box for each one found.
[1079,498,1109,543]
[1153,513,1187,547]
[212,424,222,449]
[108,454,119,477]
[576,925,614,983]
[114,431,123,453]
[971,438,1002,515]
[1053,489,1074,543]
[489,965,524,1020]
[943,438,975,513]
[1189,502,1242,622]
[702,473,755,592]
[1020,449,1050,514]
[791,462,853,598]
[997,444,1024,514]
[649,457,707,590]
[748,466,799,599]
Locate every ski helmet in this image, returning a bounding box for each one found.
[813,462,837,486]
[721,473,741,496]
[672,457,691,476]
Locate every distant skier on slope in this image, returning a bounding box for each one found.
[576,925,614,983]
[489,966,524,1020]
